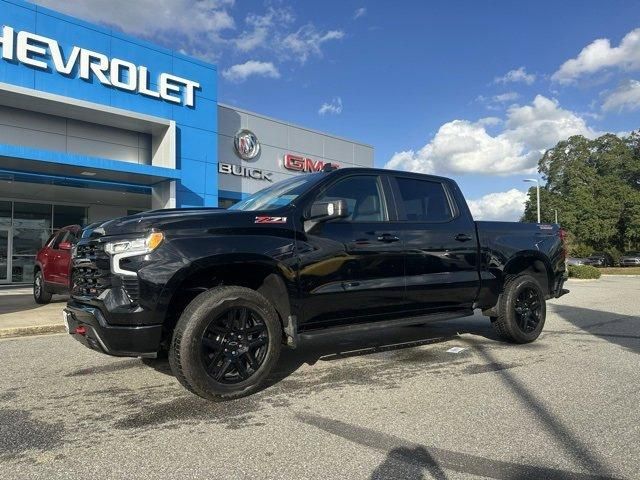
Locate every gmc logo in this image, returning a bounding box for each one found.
[283,154,339,173]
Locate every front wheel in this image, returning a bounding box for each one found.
[169,286,282,400]
[33,271,52,304]
[491,274,546,343]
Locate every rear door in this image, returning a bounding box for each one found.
[52,229,76,288]
[297,173,406,328]
[41,231,62,284]
[390,175,479,312]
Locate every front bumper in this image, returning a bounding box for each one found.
[64,302,162,358]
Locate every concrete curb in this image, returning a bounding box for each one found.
[601,274,640,277]
[0,324,65,339]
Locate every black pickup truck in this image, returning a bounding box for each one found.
[64,167,568,400]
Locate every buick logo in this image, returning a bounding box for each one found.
[234,129,260,160]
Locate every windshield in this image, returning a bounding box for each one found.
[623,251,640,256]
[229,173,325,211]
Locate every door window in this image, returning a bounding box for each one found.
[316,175,387,222]
[395,177,453,222]
[52,230,75,249]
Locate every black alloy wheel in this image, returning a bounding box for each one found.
[513,287,542,334]
[490,274,546,344]
[169,286,282,400]
[200,306,269,384]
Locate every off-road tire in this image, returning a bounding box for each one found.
[491,274,546,343]
[169,286,282,401]
[33,270,52,304]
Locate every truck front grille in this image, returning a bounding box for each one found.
[72,242,112,298]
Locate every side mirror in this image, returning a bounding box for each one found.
[307,199,349,221]
[58,241,72,251]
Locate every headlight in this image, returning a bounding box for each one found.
[105,232,164,256]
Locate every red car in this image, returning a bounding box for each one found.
[33,225,81,304]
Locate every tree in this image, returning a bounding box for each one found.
[522,132,640,252]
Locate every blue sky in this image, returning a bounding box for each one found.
[34,0,640,220]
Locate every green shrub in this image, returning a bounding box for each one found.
[568,265,601,279]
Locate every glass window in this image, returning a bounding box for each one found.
[317,175,386,222]
[54,205,87,228]
[49,231,65,249]
[12,227,51,283]
[13,202,51,229]
[51,230,77,249]
[230,173,325,211]
[44,232,57,248]
[12,227,51,256]
[0,201,10,227]
[395,177,453,222]
[0,229,8,281]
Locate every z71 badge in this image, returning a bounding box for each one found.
[254,216,287,224]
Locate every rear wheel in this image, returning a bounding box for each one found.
[169,286,282,400]
[33,271,52,304]
[491,274,546,343]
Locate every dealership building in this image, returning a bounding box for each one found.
[0,0,373,284]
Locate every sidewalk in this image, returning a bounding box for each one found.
[0,288,67,338]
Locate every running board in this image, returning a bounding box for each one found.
[297,309,473,341]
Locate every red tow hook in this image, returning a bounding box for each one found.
[74,325,87,336]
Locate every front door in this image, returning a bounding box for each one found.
[0,229,10,283]
[297,174,406,328]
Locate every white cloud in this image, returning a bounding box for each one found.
[467,189,528,221]
[318,97,343,115]
[476,92,520,110]
[494,67,535,85]
[222,61,280,82]
[32,0,236,61]
[235,7,295,52]
[602,80,640,112]
[233,9,344,64]
[385,95,597,176]
[354,8,367,19]
[493,92,520,103]
[281,27,345,63]
[552,28,640,84]
[33,1,345,66]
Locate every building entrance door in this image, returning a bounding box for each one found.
[0,228,10,284]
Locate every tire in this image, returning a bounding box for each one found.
[491,274,546,344]
[169,286,282,401]
[33,270,53,304]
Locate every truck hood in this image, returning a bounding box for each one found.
[85,208,264,238]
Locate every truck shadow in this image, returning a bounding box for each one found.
[0,294,68,315]
[549,305,640,355]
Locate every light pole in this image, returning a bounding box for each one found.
[524,178,540,223]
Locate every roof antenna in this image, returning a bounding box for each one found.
[322,163,338,172]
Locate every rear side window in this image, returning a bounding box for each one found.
[395,177,453,222]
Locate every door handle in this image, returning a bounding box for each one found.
[455,233,473,242]
[377,233,400,243]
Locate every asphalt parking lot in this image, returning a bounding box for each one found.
[0,276,638,479]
